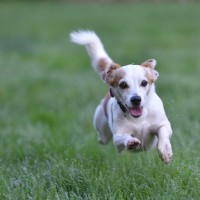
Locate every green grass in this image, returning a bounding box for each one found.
[0,2,200,199]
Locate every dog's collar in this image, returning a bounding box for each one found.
[110,88,129,115]
[117,100,128,113]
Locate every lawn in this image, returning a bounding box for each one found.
[0,2,200,199]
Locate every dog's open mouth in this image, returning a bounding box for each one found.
[129,107,143,118]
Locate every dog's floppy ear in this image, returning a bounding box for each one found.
[141,59,156,69]
[97,58,120,85]
[101,63,121,85]
[141,59,159,81]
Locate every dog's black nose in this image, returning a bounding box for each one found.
[130,96,141,106]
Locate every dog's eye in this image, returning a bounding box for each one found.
[141,80,148,87]
[119,81,128,89]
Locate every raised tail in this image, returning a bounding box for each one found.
[70,30,114,76]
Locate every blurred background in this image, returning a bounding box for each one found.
[0,0,200,199]
[3,0,200,1]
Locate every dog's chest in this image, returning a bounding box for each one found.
[125,119,156,139]
[128,120,157,149]
[130,121,150,137]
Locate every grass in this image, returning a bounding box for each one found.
[0,2,200,199]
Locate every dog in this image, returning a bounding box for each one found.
[70,30,173,163]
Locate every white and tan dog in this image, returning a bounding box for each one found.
[70,30,173,163]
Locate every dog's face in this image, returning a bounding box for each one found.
[106,59,159,118]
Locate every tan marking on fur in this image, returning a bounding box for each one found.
[141,59,154,68]
[98,58,109,72]
[103,92,111,118]
[145,68,155,84]
[104,63,121,85]
[109,68,126,87]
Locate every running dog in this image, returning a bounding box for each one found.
[70,30,173,163]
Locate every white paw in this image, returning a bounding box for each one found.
[126,138,141,151]
[158,141,173,164]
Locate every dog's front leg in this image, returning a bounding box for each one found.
[113,133,141,152]
[157,126,173,164]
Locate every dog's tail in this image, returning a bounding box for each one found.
[70,30,116,80]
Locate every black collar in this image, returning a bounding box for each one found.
[117,100,128,113]
[110,88,128,114]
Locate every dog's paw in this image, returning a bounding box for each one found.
[158,141,173,164]
[126,138,141,151]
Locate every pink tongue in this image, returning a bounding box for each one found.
[130,107,143,117]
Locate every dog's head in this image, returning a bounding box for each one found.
[99,59,159,118]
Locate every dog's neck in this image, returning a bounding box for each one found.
[110,88,129,115]
[117,100,128,113]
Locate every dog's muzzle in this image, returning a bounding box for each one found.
[129,96,143,118]
[130,96,141,106]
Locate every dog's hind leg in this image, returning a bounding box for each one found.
[93,104,112,144]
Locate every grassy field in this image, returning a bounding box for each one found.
[0,2,200,199]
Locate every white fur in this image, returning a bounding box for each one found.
[70,30,113,73]
[70,30,173,164]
